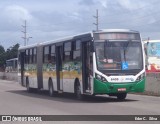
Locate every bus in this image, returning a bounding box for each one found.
[5,58,18,72]
[144,40,160,72]
[18,29,145,100]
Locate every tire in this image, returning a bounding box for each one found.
[26,78,32,92]
[49,81,54,97]
[75,81,83,100]
[117,93,127,100]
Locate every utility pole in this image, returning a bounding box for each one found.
[93,9,99,31]
[21,20,27,46]
[21,20,32,46]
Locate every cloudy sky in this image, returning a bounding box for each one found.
[0,0,160,49]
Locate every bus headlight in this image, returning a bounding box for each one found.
[136,72,145,81]
[95,73,107,82]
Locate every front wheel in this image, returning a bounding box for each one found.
[117,93,127,100]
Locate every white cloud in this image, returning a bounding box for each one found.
[117,0,149,10]
[98,0,108,8]
[0,5,36,48]
[4,5,33,23]
[0,0,160,49]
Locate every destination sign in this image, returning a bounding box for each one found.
[94,33,140,40]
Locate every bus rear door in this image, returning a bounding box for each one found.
[56,45,63,92]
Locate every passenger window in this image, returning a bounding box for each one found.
[64,42,72,61]
[43,46,49,63]
[33,48,37,63]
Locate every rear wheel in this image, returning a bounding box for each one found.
[117,93,127,100]
[75,81,83,100]
[49,80,54,97]
[26,78,32,92]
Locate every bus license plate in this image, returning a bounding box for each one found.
[118,88,126,92]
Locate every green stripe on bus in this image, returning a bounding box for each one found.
[94,78,145,94]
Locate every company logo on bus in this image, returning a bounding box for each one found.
[125,78,134,81]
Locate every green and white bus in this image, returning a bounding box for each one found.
[18,29,145,100]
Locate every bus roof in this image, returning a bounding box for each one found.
[19,32,92,50]
[18,43,40,50]
[18,29,139,50]
[40,32,92,46]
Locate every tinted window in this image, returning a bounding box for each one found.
[76,40,81,50]
[43,46,50,63]
[29,49,33,64]
[64,51,71,61]
[25,49,29,64]
[73,50,80,61]
[33,48,37,63]
[51,45,55,53]
[64,42,71,51]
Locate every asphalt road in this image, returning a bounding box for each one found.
[0,79,160,124]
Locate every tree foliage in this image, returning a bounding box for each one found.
[0,43,19,71]
[0,45,5,70]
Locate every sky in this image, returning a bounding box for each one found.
[0,0,160,49]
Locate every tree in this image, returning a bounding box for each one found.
[0,45,5,53]
[0,45,6,71]
[5,43,19,60]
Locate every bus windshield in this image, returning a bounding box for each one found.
[95,41,143,71]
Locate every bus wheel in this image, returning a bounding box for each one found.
[26,78,31,92]
[117,93,127,100]
[49,81,54,97]
[75,81,83,100]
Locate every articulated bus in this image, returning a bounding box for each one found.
[18,29,145,100]
[144,40,160,72]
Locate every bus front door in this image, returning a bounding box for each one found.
[82,41,92,93]
[56,46,63,92]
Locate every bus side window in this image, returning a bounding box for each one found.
[73,40,81,61]
[43,46,50,63]
[33,48,37,64]
[51,45,56,64]
[64,41,72,62]
[73,51,80,61]
[25,49,29,64]
[29,49,33,64]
